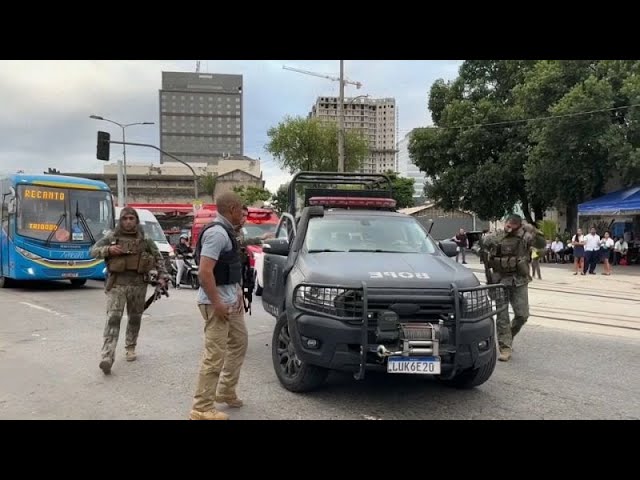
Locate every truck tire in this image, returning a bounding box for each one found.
[439,342,497,389]
[272,313,329,393]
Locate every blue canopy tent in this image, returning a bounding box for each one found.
[578,186,640,216]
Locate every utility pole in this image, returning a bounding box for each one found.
[283,62,362,173]
[338,60,346,172]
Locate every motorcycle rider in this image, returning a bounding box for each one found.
[175,233,192,288]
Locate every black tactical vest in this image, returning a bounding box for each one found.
[195,221,242,285]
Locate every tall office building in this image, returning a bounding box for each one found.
[309,96,396,173]
[159,71,243,164]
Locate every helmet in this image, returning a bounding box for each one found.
[180,233,188,240]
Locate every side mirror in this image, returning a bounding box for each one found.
[263,238,290,256]
[7,197,16,215]
[439,240,458,258]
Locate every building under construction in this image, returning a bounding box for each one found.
[309,96,397,174]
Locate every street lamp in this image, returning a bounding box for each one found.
[89,115,155,205]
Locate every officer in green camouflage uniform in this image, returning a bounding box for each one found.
[480,214,546,362]
[90,207,168,374]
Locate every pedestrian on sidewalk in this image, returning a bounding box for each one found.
[572,230,585,275]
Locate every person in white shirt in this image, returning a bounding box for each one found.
[600,231,614,275]
[583,227,601,274]
[551,236,564,263]
[614,237,629,265]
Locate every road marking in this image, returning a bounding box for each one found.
[19,302,65,317]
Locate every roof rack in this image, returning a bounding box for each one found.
[287,171,394,216]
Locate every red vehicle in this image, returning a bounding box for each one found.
[191,205,279,268]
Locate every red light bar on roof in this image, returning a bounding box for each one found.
[247,212,271,219]
[308,196,397,209]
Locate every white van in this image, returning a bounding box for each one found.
[115,207,175,262]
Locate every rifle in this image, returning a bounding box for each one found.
[478,238,494,285]
[144,270,170,311]
[241,249,255,315]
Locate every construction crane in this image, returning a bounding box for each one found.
[283,62,363,172]
[282,64,362,89]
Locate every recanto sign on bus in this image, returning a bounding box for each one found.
[23,189,65,201]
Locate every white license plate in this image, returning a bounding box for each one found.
[387,356,441,375]
[61,272,79,278]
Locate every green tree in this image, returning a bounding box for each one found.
[383,170,415,209]
[410,60,640,227]
[410,60,538,222]
[266,116,369,173]
[270,183,289,215]
[520,60,640,230]
[199,172,217,200]
[233,185,272,206]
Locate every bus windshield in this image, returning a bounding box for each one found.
[16,185,114,243]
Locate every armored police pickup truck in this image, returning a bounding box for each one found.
[261,172,507,393]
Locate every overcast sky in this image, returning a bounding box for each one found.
[0,60,462,192]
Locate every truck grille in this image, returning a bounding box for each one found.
[337,288,454,326]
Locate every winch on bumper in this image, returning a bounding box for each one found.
[288,282,508,381]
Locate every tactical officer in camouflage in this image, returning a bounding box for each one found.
[480,214,546,362]
[91,207,169,375]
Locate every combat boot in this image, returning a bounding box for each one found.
[99,358,113,375]
[125,348,137,362]
[498,346,512,362]
[216,396,244,408]
[189,409,229,420]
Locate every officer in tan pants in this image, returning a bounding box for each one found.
[189,192,247,420]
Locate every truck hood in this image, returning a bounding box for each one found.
[297,252,479,289]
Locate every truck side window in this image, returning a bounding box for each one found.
[276,216,295,243]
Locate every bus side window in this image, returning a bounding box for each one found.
[5,195,16,238]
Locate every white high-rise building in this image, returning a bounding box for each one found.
[397,130,428,198]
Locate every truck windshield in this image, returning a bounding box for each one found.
[305,215,438,254]
[16,185,113,243]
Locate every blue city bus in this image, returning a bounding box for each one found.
[0,173,115,288]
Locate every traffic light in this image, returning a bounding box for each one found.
[97,131,110,161]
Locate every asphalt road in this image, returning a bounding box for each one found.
[0,276,638,420]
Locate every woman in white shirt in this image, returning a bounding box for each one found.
[600,231,614,275]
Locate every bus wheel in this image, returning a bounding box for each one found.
[70,279,87,287]
[0,276,10,288]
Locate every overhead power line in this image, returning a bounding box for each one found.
[421,103,640,131]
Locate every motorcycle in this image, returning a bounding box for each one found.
[171,253,199,290]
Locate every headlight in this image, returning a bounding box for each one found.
[294,285,362,318]
[461,290,492,315]
[16,247,43,260]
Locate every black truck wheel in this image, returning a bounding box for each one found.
[272,313,329,393]
[439,342,497,389]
